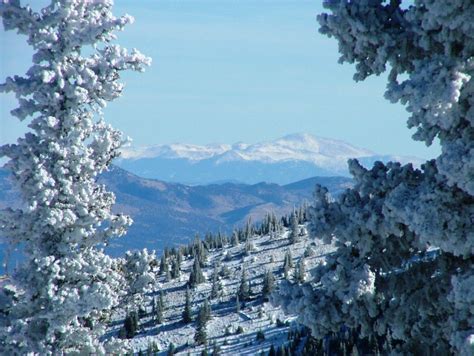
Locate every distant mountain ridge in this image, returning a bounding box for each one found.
[117,133,423,185]
[0,166,352,265]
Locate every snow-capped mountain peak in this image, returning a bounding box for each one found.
[120,142,231,161]
[120,133,373,163]
[117,133,423,184]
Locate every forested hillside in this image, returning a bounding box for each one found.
[0,165,351,257]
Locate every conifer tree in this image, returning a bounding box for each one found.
[236,295,241,313]
[123,248,156,309]
[201,298,211,323]
[284,264,290,280]
[159,290,165,311]
[244,239,255,255]
[155,297,164,325]
[231,230,239,247]
[284,250,294,268]
[283,250,293,279]
[220,264,231,278]
[238,267,250,301]
[304,245,315,258]
[244,217,253,241]
[0,1,150,353]
[182,287,192,324]
[194,303,208,346]
[212,341,221,356]
[189,256,205,287]
[155,302,163,325]
[210,264,222,299]
[295,258,305,284]
[204,233,213,250]
[177,249,183,266]
[269,344,276,356]
[262,270,276,297]
[271,212,280,235]
[123,311,139,339]
[219,231,228,247]
[275,1,474,354]
[256,329,265,342]
[151,297,156,318]
[167,343,175,356]
[193,235,208,265]
[171,257,180,279]
[159,255,167,276]
[289,212,299,244]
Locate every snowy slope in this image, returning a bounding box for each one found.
[117,133,424,184]
[0,166,351,275]
[107,224,334,355]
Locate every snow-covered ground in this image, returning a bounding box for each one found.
[108,225,335,355]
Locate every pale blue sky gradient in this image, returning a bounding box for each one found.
[0,0,440,158]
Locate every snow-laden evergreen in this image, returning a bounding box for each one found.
[273,1,474,354]
[0,1,150,353]
[122,249,157,310]
[107,222,336,355]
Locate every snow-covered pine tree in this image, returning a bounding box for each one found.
[244,239,255,255]
[284,250,293,268]
[194,303,208,346]
[159,290,165,311]
[167,342,176,356]
[189,255,205,287]
[177,248,183,265]
[235,294,240,313]
[244,217,253,241]
[122,310,139,339]
[155,298,164,325]
[202,298,211,323]
[231,230,239,246]
[171,256,180,279]
[0,1,150,354]
[294,257,305,284]
[210,263,222,300]
[123,248,156,310]
[262,270,275,298]
[289,212,299,244]
[282,249,293,279]
[182,287,192,324]
[151,296,156,316]
[193,234,208,264]
[274,1,474,354]
[159,255,167,275]
[238,266,250,301]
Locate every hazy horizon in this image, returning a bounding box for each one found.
[1,0,441,160]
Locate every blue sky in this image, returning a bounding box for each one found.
[0,0,440,158]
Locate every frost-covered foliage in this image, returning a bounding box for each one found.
[0,0,150,354]
[274,1,474,354]
[319,0,474,197]
[122,249,156,309]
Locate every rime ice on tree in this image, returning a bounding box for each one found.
[0,0,150,353]
[273,1,474,354]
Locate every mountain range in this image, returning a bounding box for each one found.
[0,166,352,265]
[116,133,424,185]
